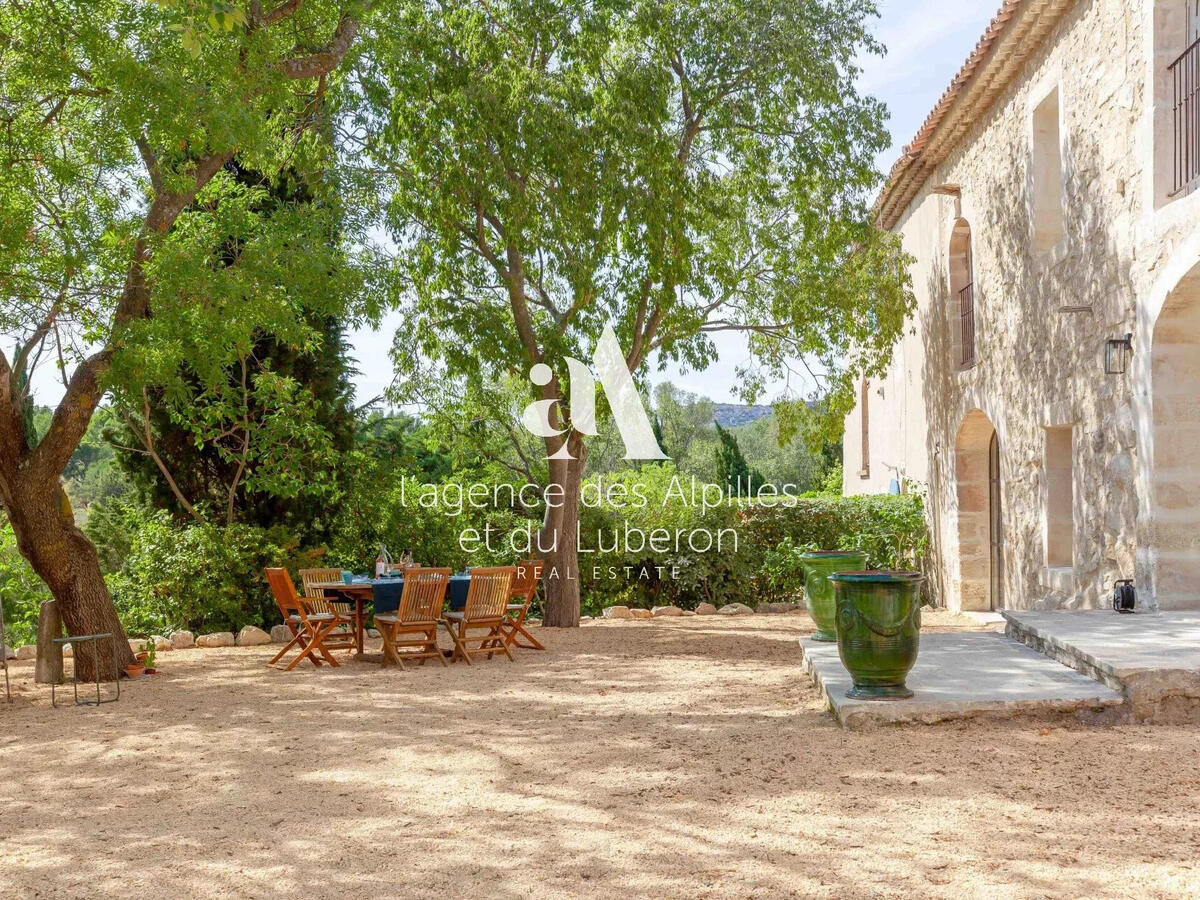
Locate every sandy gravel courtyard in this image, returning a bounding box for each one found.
[2,613,1200,899]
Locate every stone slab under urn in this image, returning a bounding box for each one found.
[799,632,1124,731]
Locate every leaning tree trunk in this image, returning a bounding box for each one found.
[539,433,586,627]
[5,481,133,681]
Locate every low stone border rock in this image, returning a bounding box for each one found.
[236,626,272,647]
[171,631,195,650]
[756,602,799,615]
[2,595,769,666]
[197,631,235,648]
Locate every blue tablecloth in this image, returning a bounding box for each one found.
[343,574,472,615]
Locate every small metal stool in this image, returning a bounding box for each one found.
[51,633,120,708]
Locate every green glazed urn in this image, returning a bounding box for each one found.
[799,551,869,642]
[829,570,924,700]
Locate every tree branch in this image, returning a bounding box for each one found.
[504,244,543,366]
[135,133,163,195]
[30,150,234,481]
[118,392,204,524]
[275,13,361,80]
[255,0,305,26]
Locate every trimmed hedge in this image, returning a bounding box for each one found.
[577,481,931,614]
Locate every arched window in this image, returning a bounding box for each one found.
[949,218,975,369]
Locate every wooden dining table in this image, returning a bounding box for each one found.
[310,575,473,656]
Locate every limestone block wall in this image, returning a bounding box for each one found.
[847,0,1200,611]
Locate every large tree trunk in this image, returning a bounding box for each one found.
[539,433,586,627]
[5,482,133,681]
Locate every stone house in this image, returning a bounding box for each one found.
[843,0,1200,612]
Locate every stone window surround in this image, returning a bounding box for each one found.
[1027,70,1069,266]
[1040,402,1080,592]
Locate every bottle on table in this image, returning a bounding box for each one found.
[375,544,391,577]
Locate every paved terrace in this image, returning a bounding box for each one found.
[800,632,1125,731]
[1003,609,1200,722]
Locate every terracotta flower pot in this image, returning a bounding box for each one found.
[829,570,924,700]
[124,664,146,679]
[799,551,868,641]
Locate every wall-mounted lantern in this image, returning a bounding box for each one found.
[1105,333,1133,375]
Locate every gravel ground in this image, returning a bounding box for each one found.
[1,611,1199,899]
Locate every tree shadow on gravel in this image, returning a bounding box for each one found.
[2,617,1198,899]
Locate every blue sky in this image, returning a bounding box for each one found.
[349,0,1001,407]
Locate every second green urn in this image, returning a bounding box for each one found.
[799,550,869,641]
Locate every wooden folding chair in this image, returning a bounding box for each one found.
[299,567,356,635]
[299,568,343,600]
[264,568,354,671]
[498,559,545,654]
[266,567,313,667]
[374,567,451,669]
[442,566,516,665]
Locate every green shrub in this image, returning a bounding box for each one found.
[6,463,931,645]
[577,466,931,611]
[757,537,810,604]
[738,493,932,603]
[0,517,52,648]
[107,518,323,636]
[83,494,152,574]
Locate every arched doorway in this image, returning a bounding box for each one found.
[955,409,1002,610]
[1150,262,1200,608]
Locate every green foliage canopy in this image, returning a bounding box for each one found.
[363,0,912,436]
[0,0,374,485]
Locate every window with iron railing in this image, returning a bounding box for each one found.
[959,283,976,369]
[1171,35,1200,197]
[1173,0,1200,196]
[858,377,870,479]
[1153,2,1200,205]
[948,218,975,370]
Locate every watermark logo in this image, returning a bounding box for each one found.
[520,324,669,461]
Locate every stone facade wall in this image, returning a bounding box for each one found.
[846,0,1200,612]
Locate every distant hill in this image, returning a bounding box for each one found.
[712,403,773,428]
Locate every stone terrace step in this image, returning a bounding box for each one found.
[800,631,1126,731]
[1002,609,1200,723]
